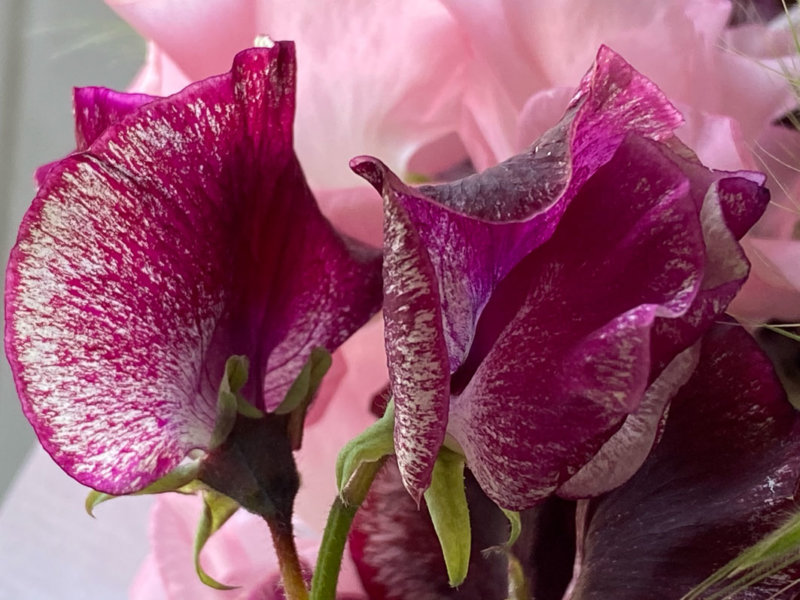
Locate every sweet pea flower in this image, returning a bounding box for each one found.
[354,47,770,509]
[348,325,800,600]
[105,0,471,248]
[4,42,382,495]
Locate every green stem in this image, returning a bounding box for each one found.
[310,458,387,600]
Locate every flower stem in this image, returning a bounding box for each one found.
[309,457,387,600]
[266,516,309,600]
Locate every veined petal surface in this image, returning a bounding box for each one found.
[5,43,381,495]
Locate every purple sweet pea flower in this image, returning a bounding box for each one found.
[348,325,800,599]
[4,42,382,495]
[353,46,770,509]
[565,323,800,599]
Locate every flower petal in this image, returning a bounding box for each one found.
[353,46,684,498]
[565,324,800,599]
[5,44,381,494]
[73,87,156,150]
[34,87,156,187]
[557,344,700,499]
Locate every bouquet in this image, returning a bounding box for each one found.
[5,1,800,598]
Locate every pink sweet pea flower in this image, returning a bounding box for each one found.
[4,42,382,495]
[355,47,769,508]
[440,0,800,323]
[105,0,471,248]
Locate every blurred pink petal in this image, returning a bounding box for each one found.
[294,317,388,532]
[130,493,366,599]
[107,0,469,192]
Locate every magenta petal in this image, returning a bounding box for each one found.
[73,87,156,150]
[5,44,381,494]
[566,324,800,599]
[557,345,699,499]
[34,88,156,188]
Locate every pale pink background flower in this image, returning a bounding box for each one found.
[129,493,367,599]
[438,0,800,322]
[107,0,472,248]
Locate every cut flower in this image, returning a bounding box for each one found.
[4,42,382,495]
[354,46,770,509]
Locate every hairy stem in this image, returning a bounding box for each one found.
[309,458,387,600]
[267,516,309,600]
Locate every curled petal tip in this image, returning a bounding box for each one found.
[350,156,388,192]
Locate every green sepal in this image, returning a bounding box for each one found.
[336,400,395,493]
[210,356,264,449]
[194,490,241,590]
[85,491,115,517]
[682,510,800,600]
[276,347,332,416]
[84,461,201,517]
[423,447,471,587]
[275,347,332,450]
[236,395,264,419]
[501,509,521,549]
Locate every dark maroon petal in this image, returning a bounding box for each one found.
[512,499,578,600]
[5,43,381,494]
[353,46,684,498]
[557,345,700,499]
[565,324,800,600]
[649,147,770,375]
[349,460,508,600]
[449,134,706,509]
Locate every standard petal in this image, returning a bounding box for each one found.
[565,324,800,599]
[5,44,381,494]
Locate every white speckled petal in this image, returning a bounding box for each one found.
[5,44,381,495]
